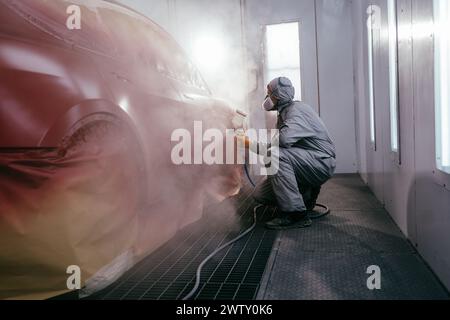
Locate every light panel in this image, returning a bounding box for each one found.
[388,0,399,153]
[265,22,302,101]
[434,0,450,172]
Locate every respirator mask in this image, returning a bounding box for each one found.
[262,95,276,111]
[262,77,291,111]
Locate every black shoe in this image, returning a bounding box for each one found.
[265,212,312,230]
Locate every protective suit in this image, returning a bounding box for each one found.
[254,77,336,215]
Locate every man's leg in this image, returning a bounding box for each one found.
[265,149,312,230]
[288,149,334,211]
[253,149,310,212]
[305,186,322,211]
[253,178,277,207]
[270,156,307,213]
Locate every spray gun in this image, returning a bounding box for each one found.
[232,109,248,131]
[231,108,248,147]
[232,109,257,188]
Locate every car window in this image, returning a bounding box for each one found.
[158,37,210,92]
[98,4,209,92]
[98,6,162,69]
[4,0,114,54]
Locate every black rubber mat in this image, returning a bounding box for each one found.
[86,187,278,300]
[280,211,416,254]
[317,175,384,211]
[258,174,450,300]
[260,251,449,300]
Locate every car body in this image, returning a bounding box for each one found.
[0,0,245,299]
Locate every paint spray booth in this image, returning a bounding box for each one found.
[0,0,449,301]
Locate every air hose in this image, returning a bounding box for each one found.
[308,203,331,220]
[181,204,264,301]
[244,163,256,188]
[181,164,330,300]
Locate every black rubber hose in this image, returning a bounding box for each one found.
[308,203,331,220]
[181,204,263,301]
[244,163,256,188]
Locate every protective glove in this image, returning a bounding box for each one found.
[235,130,251,149]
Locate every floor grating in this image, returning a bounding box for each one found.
[86,186,278,300]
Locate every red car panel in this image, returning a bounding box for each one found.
[0,0,245,299]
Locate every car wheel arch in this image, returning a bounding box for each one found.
[39,99,142,149]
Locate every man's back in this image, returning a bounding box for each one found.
[277,101,336,159]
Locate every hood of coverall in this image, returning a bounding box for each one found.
[267,77,296,111]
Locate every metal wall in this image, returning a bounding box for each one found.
[352,0,450,290]
[412,0,450,292]
[316,0,357,173]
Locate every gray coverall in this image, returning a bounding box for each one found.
[254,90,336,213]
